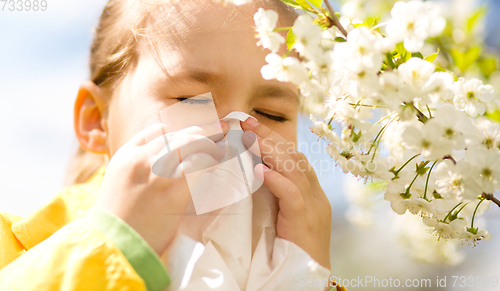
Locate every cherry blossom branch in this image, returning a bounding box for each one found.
[482,193,500,208]
[325,0,348,37]
[412,104,429,123]
[443,155,457,165]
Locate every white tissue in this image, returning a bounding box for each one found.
[160,109,333,291]
[187,111,263,214]
[142,93,263,215]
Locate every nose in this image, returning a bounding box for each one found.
[212,93,254,134]
[214,94,251,121]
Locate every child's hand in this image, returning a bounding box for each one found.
[241,118,332,270]
[93,121,229,256]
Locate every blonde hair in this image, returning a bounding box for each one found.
[64,0,299,186]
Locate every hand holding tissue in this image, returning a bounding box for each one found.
[142,93,332,291]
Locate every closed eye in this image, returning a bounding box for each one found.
[253,109,288,122]
[177,97,213,105]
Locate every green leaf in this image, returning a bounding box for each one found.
[478,56,498,78]
[295,0,316,12]
[385,52,396,69]
[334,37,346,42]
[274,26,293,31]
[365,17,380,28]
[352,22,367,28]
[308,0,322,8]
[451,46,481,72]
[465,47,481,67]
[434,65,446,72]
[424,49,440,63]
[394,42,411,67]
[466,7,487,33]
[280,0,303,10]
[411,52,424,59]
[286,29,296,50]
[485,110,500,123]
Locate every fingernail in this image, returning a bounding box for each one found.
[212,120,222,127]
[255,163,265,181]
[245,117,259,127]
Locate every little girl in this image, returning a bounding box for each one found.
[0,0,341,290]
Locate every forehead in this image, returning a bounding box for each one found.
[139,0,298,61]
[147,1,257,48]
[134,2,296,88]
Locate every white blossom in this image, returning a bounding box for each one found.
[428,105,474,150]
[291,15,323,60]
[474,118,500,149]
[425,218,467,240]
[386,0,446,52]
[434,159,481,200]
[299,78,326,99]
[459,228,492,245]
[260,53,308,85]
[405,197,433,215]
[452,78,495,117]
[325,98,373,130]
[423,72,455,103]
[309,114,339,142]
[253,8,285,53]
[424,1,447,37]
[260,0,499,252]
[333,27,384,74]
[398,58,435,98]
[402,121,452,160]
[466,147,500,194]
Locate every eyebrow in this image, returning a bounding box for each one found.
[254,84,300,104]
[166,70,226,87]
[164,69,300,103]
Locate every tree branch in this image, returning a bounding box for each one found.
[325,0,348,37]
[443,155,457,165]
[483,193,500,208]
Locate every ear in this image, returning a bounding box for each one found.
[74,81,109,155]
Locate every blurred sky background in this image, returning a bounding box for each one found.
[1,0,499,290]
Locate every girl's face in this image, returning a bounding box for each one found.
[100,3,299,157]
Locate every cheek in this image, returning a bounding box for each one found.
[106,96,156,157]
[268,121,298,147]
[106,104,134,157]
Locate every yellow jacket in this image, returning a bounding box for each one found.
[0,165,346,291]
[0,165,171,291]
